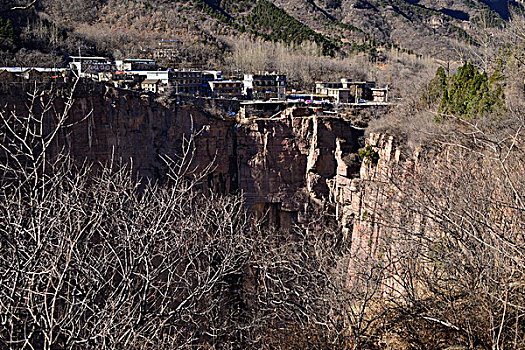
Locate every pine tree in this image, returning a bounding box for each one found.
[437,63,505,120]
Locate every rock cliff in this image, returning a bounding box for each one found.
[1,82,372,231]
[237,107,364,228]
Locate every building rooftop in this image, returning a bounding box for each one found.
[316,80,374,84]
[210,80,242,83]
[142,79,160,84]
[69,56,109,61]
[241,100,287,105]
[0,67,68,73]
[123,59,155,63]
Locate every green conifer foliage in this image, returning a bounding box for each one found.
[423,65,448,106]
[437,62,505,120]
[245,0,339,56]
[0,18,16,42]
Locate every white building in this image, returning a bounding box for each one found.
[115,59,156,71]
[69,56,112,79]
[141,79,165,93]
[243,72,286,100]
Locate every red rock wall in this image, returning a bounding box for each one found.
[0,82,236,189]
[237,107,363,229]
[0,82,366,230]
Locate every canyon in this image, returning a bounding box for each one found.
[2,74,523,350]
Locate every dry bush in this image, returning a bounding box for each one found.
[372,115,525,349]
[223,37,372,89]
[223,37,439,95]
[0,82,371,349]
[356,12,525,349]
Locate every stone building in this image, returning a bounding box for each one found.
[169,70,204,95]
[243,72,286,100]
[115,59,156,71]
[208,80,243,99]
[141,79,166,93]
[315,79,376,103]
[371,87,389,102]
[69,56,112,79]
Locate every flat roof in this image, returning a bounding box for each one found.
[70,56,108,60]
[124,59,155,62]
[316,81,374,84]
[0,67,68,73]
[209,80,242,83]
[241,100,286,105]
[288,94,331,98]
[126,70,169,74]
[168,69,203,72]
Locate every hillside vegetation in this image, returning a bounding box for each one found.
[0,0,520,66]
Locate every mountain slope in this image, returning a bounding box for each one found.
[0,0,519,66]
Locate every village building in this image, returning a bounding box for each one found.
[203,70,223,81]
[314,82,351,104]
[169,70,204,95]
[315,79,376,103]
[202,70,223,95]
[286,93,335,105]
[69,56,112,79]
[0,67,70,83]
[371,87,389,102]
[0,69,18,83]
[142,70,169,85]
[141,79,165,93]
[343,80,375,102]
[115,59,157,71]
[243,73,286,100]
[111,70,169,90]
[112,71,141,90]
[208,80,243,99]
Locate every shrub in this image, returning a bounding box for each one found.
[359,145,380,165]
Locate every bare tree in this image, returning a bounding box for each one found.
[354,109,525,348]
[0,0,37,13]
[0,81,369,349]
[0,82,256,349]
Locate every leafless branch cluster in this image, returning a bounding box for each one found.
[0,84,368,349]
[356,112,525,348]
[0,0,37,13]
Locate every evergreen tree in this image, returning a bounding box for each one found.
[437,63,505,120]
[0,18,15,42]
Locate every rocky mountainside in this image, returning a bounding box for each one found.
[1,0,521,66]
[0,81,365,230]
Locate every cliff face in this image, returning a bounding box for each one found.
[0,83,237,190]
[65,86,367,230]
[1,83,369,230]
[342,133,403,262]
[67,85,237,189]
[1,82,421,270]
[237,107,363,228]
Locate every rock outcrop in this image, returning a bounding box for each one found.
[342,133,403,263]
[237,107,364,229]
[1,82,369,231]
